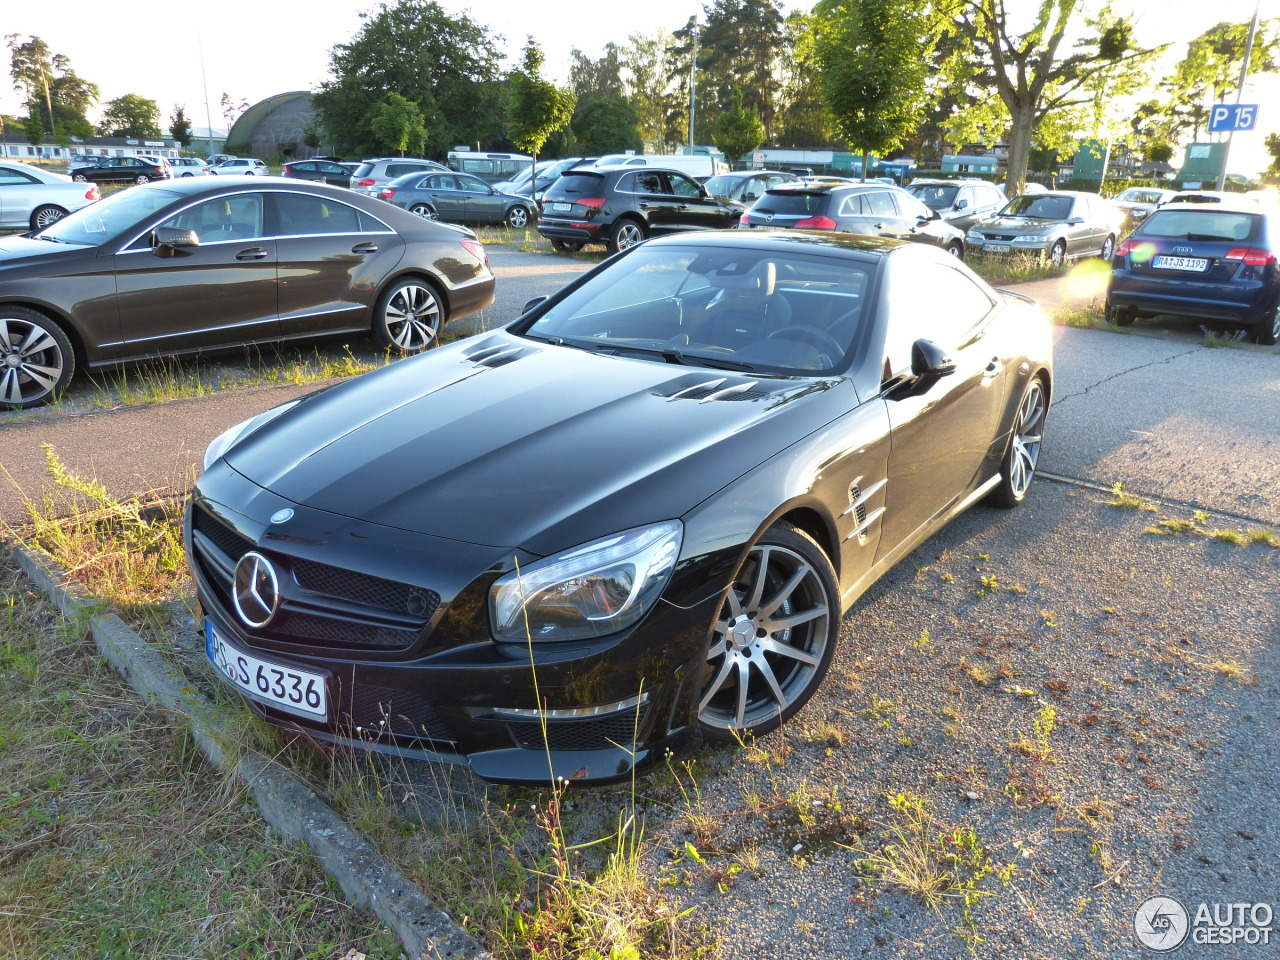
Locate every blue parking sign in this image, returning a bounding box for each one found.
[1208,104,1259,132]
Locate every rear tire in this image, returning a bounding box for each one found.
[1100,234,1115,260]
[30,205,67,231]
[134,175,150,185]
[1105,299,1134,327]
[550,239,584,253]
[372,277,444,353]
[607,219,646,254]
[0,307,75,410]
[1256,306,1280,346]
[409,203,437,220]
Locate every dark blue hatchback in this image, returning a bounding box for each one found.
[1106,204,1280,344]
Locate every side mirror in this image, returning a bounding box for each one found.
[1066,216,1084,224]
[889,339,955,399]
[152,226,198,257]
[522,296,548,314]
[955,198,969,210]
[743,191,757,202]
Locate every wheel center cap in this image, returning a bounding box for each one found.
[4,354,19,368]
[731,619,757,651]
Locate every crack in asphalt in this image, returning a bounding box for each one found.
[1051,344,1204,404]
[1038,471,1279,529]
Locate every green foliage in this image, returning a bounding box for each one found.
[99,93,161,138]
[713,88,764,163]
[302,122,323,152]
[370,92,427,156]
[22,111,45,147]
[313,0,504,159]
[690,0,789,142]
[621,32,678,152]
[506,40,576,161]
[773,10,833,147]
[574,96,643,154]
[168,106,193,148]
[815,0,936,161]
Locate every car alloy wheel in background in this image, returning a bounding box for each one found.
[0,308,75,409]
[373,279,442,352]
[698,523,839,740]
[609,220,646,253]
[507,205,531,229]
[30,205,66,230]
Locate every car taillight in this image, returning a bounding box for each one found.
[460,239,487,264]
[576,197,606,210]
[1225,247,1276,267]
[356,178,375,187]
[739,212,750,225]
[85,185,100,201]
[794,215,837,230]
[1116,239,1136,257]
[380,188,395,199]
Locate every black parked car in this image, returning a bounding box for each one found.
[1106,203,1280,344]
[185,231,1053,784]
[378,171,536,228]
[537,165,745,253]
[281,160,353,187]
[70,155,171,185]
[739,182,967,257]
[0,177,495,409]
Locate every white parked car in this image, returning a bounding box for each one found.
[211,158,269,177]
[169,157,210,177]
[0,160,100,231]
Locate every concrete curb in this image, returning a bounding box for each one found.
[10,541,489,960]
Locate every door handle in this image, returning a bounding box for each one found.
[639,202,650,209]
[235,248,268,261]
[873,222,884,229]
[351,242,378,254]
[983,357,1001,379]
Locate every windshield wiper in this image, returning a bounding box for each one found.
[661,347,759,372]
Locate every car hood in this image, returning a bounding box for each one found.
[0,234,94,265]
[223,333,853,554]
[974,216,1064,234]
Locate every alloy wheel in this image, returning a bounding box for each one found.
[1007,380,1046,499]
[0,315,69,408]
[699,540,833,735]
[31,206,65,230]
[381,282,440,352]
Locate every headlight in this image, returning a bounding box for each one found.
[966,228,983,240]
[1013,235,1048,244]
[489,521,683,642]
[201,400,300,472]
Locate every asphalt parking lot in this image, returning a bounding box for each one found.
[2,249,1277,957]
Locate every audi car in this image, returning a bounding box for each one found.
[185,231,1053,784]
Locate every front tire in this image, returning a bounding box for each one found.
[607,219,646,253]
[506,205,531,229]
[0,307,75,410]
[30,205,67,231]
[989,377,1047,508]
[372,278,443,353]
[1049,240,1067,267]
[697,522,839,743]
[946,240,964,259]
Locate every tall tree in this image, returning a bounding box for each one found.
[774,10,833,148]
[573,96,643,153]
[7,35,97,137]
[313,0,503,158]
[505,40,576,171]
[567,44,625,110]
[947,0,1161,197]
[695,0,789,141]
[713,88,765,163]
[99,94,161,138]
[816,0,939,178]
[370,92,427,155]
[622,32,678,151]
[170,106,193,148]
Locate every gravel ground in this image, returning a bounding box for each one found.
[629,481,1279,959]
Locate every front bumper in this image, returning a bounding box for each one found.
[965,237,1053,257]
[184,467,727,784]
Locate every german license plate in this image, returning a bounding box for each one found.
[206,621,327,720]
[984,243,1011,253]
[552,202,571,213]
[1153,255,1209,272]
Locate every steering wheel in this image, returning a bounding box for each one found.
[767,325,844,362]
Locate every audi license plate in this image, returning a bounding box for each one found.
[1153,255,1209,272]
[205,621,327,719]
[983,243,1011,253]
[552,202,571,213]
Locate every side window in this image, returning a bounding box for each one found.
[836,193,865,216]
[615,172,638,194]
[0,166,38,185]
[956,187,974,210]
[896,192,932,219]
[158,194,264,243]
[458,175,490,192]
[883,262,996,375]
[428,174,457,190]
[665,173,701,197]
[274,193,360,236]
[635,172,665,193]
[864,191,897,216]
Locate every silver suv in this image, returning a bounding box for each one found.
[350,157,447,198]
[907,178,1007,232]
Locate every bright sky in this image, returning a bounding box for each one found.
[2,0,1274,175]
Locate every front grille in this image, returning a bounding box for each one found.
[347,682,455,743]
[507,712,648,752]
[191,502,437,655]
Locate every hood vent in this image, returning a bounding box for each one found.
[463,342,529,369]
[656,377,765,403]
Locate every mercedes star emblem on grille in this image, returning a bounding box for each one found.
[270,508,294,524]
[233,552,280,628]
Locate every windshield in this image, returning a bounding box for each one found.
[522,244,870,375]
[1118,189,1164,204]
[1140,210,1258,242]
[1000,194,1073,220]
[702,175,739,197]
[908,184,958,209]
[35,185,183,245]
